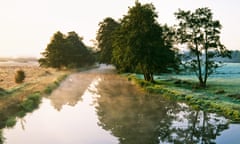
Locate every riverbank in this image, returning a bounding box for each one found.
[127,74,240,122]
[0,65,69,132]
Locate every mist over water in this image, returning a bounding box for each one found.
[2,65,240,144]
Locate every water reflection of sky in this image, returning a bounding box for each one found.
[3,77,118,144]
[216,124,240,144]
[2,65,240,143]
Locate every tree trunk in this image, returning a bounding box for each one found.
[203,43,208,86]
[195,43,205,87]
[199,81,206,88]
[143,71,154,82]
[190,111,199,142]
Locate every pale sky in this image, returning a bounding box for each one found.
[0,0,239,57]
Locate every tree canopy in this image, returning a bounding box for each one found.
[96,17,120,64]
[110,1,178,82]
[175,7,231,87]
[39,31,95,68]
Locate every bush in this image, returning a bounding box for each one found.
[20,93,41,112]
[15,70,26,83]
[5,117,16,128]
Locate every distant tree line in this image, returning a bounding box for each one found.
[215,50,240,62]
[39,31,95,69]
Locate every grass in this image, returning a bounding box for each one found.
[0,63,70,143]
[43,74,68,94]
[127,71,240,122]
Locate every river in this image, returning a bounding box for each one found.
[2,65,240,143]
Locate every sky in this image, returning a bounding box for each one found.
[0,0,239,58]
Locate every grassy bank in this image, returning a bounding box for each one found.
[127,73,240,122]
[0,66,69,135]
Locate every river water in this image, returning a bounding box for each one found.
[2,65,240,143]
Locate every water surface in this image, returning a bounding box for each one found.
[3,65,240,143]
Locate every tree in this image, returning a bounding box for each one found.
[112,1,177,82]
[175,7,231,87]
[39,31,66,68]
[96,17,120,64]
[65,31,95,68]
[39,31,95,68]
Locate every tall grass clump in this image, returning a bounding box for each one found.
[15,70,26,83]
[19,93,41,113]
[5,117,16,128]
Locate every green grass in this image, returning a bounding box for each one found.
[44,74,68,94]
[127,73,240,122]
[19,93,41,113]
[5,117,17,128]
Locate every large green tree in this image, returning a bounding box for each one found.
[112,1,177,82]
[96,17,120,64]
[65,31,95,67]
[39,31,95,68]
[175,7,231,87]
[39,31,66,68]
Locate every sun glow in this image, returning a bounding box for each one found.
[0,0,239,57]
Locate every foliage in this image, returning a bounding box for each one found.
[112,1,178,82]
[96,17,120,64]
[15,70,26,84]
[5,117,16,128]
[20,93,41,113]
[39,31,95,69]
[175,7,231,87]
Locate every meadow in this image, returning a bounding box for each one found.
[129,63,240,122]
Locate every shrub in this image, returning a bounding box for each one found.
[5,117,16,128]
[20,93,41,112]
[15,70,26,83]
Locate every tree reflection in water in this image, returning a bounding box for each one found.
[94,75,229,144]
[48,73,96,111]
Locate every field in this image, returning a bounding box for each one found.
[0,60,68,94]
[0,60,69,131]
[130,63,240,122]
[167,63,240,95]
